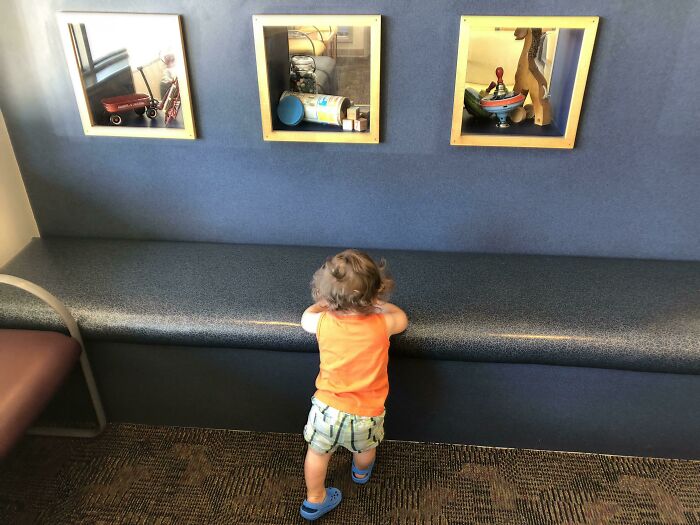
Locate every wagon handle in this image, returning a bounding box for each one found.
[137,66,156,103]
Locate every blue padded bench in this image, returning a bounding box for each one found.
[1,237,699,459]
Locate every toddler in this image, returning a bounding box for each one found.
[298,249,408,521]
[160,52,177,99]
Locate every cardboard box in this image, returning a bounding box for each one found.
[347,106,361,120]
[354,118,368,132]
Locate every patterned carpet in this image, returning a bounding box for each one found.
[1,424,699,524]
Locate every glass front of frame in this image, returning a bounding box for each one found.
[451,16,598,149]
[57,12,196,139]
[253,15,381,143]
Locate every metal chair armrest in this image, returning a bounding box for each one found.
[0,274,106,438]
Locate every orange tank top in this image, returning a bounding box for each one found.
[314,312,390,417]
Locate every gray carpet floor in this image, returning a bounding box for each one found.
[1,424,699,524]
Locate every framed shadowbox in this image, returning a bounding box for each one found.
[57,12,196,139]
[253,14,381,144]
[451,16,598,149]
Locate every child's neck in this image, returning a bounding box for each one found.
[332,310,361,316]
[331,308,377,317]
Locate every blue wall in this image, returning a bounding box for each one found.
[1,0,698,261]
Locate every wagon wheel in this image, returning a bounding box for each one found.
[134,107,146,116]
[146,108,157,119]
[109,114,122,125]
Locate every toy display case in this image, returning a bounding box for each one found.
[57,12,196,139]
[450,16,598,149]
[253,15,381,144]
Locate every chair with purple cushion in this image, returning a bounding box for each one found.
[0,274,106,458]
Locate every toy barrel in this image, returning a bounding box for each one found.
[280,91,350,127]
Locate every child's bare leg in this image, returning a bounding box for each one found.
[352,447,376,478]
[304,446,333,503]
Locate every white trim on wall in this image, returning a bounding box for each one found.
[0,110,39,267]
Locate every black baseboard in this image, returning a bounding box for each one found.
[40,342,700,460]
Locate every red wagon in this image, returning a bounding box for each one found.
[100,66,159,126]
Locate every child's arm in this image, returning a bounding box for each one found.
[301,301,328,334]
[376,302,409,336]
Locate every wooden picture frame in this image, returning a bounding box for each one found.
[450,16,598,149]
[253,14,381,144]
[57,12,196,139]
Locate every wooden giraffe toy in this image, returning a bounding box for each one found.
[513,28,552,126]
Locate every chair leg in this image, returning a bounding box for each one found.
[28,349,107,438]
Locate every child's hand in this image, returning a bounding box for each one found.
[376,302,409,335]
[308,300,329,313]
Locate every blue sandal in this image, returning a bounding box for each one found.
[351,460,375,485]
[299,487,342,521]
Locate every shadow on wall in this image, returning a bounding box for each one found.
[2,1,74,136]
[20,144,207,241]
[23,173,136,239]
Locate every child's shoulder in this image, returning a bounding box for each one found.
[301,310,388,335]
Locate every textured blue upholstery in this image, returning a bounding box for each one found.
[1,237,698,375]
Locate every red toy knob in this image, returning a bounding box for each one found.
[495,67,504,83]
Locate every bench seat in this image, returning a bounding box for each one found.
[1,237,698,374]
[1,237,699,459]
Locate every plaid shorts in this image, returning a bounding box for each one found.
[303,397,385,454]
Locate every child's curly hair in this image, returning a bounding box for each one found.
[311,249,394,314]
